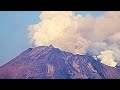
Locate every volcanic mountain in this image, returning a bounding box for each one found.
[0,45,120,79]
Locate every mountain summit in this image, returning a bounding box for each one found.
[0,45,120,79]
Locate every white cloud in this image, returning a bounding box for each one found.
[97,50,117,67]
[28,11,90,54]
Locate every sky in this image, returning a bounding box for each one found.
[0,11,105,66]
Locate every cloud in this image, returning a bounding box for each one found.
[28,11,120,67]
[97,50,117,67]
[107,32,120,45]
[28,11,90,54]
[91,11,120,42]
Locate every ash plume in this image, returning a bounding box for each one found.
[28,11,120,67]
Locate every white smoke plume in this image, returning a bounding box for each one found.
[97,50,117,67]
[28,11,90,54]
[28,11,120,67]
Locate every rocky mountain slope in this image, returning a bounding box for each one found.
[0,45,120,79]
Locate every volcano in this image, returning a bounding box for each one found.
[0,45,120,79]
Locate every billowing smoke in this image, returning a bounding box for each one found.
[28,11,90,54]
[28,11,120,67]
[97,50,117,67]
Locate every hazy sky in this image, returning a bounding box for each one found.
[0,11,104,66]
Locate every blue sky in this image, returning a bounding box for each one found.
[0,11,104,66]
